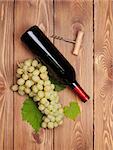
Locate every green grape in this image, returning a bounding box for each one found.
[51,84,55,90]
[17,78,25,85]
[54,122,58,127]
[44,108,50,115]
[42,122,47,128]
[37,84,43,90]
[48,105,53,111]
[11,58,64,129]
[11,84,18,91]
[32,75,40,82]
[40,73,48,81]
[18,85,25,91]
[38,79,44,85]
[44,91,51,99]
[32,59,38,67]
[44,80,51,86]
[24,88,31,94]
[49,94,56,101]
[47,122,54,129]
[17,68,24,75]
[44,117,50,123]
[24,59,32,66]
[33,95,40,102]
[32,85,38,93]
[44,85,51,92]
[16,73,21,78]
[22,74,29,80]
[32,69,39,76]
[58,108,64,113]
[28,66,35,72]
[23,65,28,72]
[39,66,47,73]
[45,101,49,107]
[29,91,35,97]
[25,80,33,88]
[18,90,25,96]
[40,98,47,105]
[38,104,45,111]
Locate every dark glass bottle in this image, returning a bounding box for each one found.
[21,25,89,102]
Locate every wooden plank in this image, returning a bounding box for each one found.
[54,0,93,150]
[94,1,113,149]
[14,0,54,150]
[0,1,14,150]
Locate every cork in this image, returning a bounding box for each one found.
[73,31,84,55]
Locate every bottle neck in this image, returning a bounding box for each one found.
[69,81,89,102]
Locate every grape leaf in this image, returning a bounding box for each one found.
[63,101,80,120]
[21,98,43,132]
[50,77,66,91]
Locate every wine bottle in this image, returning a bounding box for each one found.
[21,26,89,102]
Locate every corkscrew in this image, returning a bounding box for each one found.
[38,23,84,56]
[50,35,76,44]
[50,31,84,56]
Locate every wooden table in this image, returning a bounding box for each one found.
[0,0,113,150]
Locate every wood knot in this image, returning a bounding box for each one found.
[71,23,84,39]
[0,80,6,94]
[32,129,45,144]
[108,66,113,81]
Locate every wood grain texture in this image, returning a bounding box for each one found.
[0,1,14,150]
[94,0,113,150]
[14,0,53,150]
[54,0,93,150]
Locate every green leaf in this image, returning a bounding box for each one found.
[21,98,43,132]
[63,101,80,120]
[50,77,66,92]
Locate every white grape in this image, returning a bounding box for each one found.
[40,98,47,105]
[51,84,55,90]
[32,60,38,67]
[24,59,32,66]
[38,91,44,99]
[22,74,29,80]
[44,80,51,86]
[17,78,25,85]
[18,90,25,96]
[25,80,33,88]
[28,66,35,72]
[33,95,40,102]
[54,122,58,127]
[37,84,43,90]
[38,104,45,111]
[44,118,50,123]
[44,91,51,99]
[39,66,47,73]
[11,58,64,129]
[44,85,51,92]
[11,84,18,91]
[47,122,54,129]
[17,68,23,75]
[40,73,48,80]
[42,122,47,128]
[18,85,25,91]
[32,75,40,82]
[32,69,39,76]
[24,88,31,94]
[32,85,38,93]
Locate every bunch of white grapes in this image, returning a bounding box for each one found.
[11,58,64,129]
